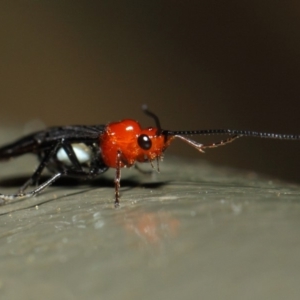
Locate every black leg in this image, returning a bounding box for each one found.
[0,167,103,204]
[19,140,86,192]
[0,173,63,204]
[0,140,109,205]
[18,143,61,192]
[61,142,83,171]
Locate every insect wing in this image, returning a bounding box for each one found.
[0,125,105,160]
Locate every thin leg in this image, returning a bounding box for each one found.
[175,135,240,152]
[156,156,160,173]
[201,135,240,150]
[61,142,83,171]
[0,168,104,205]
[18,146,58,192]
[114,150,122,208]
[18,143,61,192]
[19,140,85,193]
[0,173,62,204]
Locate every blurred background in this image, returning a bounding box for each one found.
[0,0,300,183]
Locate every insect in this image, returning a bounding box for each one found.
[0,105,299,207]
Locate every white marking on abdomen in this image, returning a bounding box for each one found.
[57,143,92,165]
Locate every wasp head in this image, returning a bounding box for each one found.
[100,119,173,168]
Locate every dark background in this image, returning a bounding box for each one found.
[1,1,300,183]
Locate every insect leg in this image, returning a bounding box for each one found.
[0,173,62,204]
[19,140,86,193]
[200,135,240,150]
[175,135,240,153]
[114,150,122,207]
[18,143,62,192]
[61,142,83,171]
[0,166,106,205]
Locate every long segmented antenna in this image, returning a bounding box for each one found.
[141,106,300,153]
[162,129,300,140]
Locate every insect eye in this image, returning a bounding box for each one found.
[137,134,152,150]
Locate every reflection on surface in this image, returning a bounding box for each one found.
[121,210,180,246]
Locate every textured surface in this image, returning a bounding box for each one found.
[0,142,300,299]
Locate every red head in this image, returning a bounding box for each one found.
[100,119,174,168]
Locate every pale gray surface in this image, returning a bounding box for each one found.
[0,140,299,299]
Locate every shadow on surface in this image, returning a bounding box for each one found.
[0,175,169,191]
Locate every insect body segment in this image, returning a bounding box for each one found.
[0,106,300,208]
[56,143,93,166]
[100,119,173,168]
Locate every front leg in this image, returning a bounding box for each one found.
[114,150,122,208]
[175,135,240,153]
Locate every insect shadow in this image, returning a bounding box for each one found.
[0,175,168,192]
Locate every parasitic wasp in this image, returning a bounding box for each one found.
[0,105,299,207]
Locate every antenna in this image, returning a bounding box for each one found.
[142,105,162,136]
